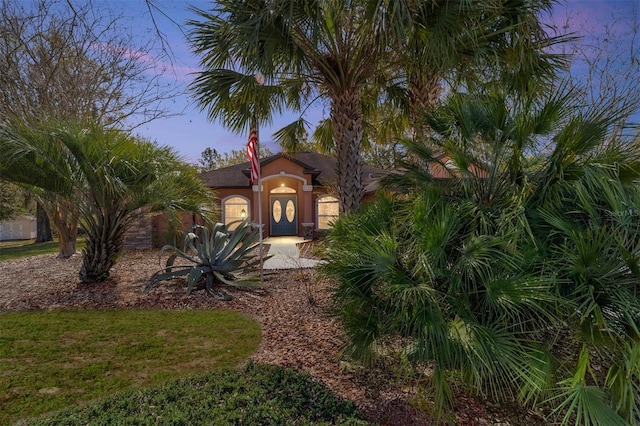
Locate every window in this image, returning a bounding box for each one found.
[316,195,339,230]
[271,186,296,194]
[222,196,249,230]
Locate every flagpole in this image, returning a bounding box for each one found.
[256,122,264,284]
[255,73,265,284]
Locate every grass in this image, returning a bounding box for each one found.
[24,363,369,425]
[0,310,261,425]
[0,238,86,261]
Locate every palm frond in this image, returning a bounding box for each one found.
[273,117,310,153]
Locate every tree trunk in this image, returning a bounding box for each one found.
[331,87,364,215]
[408,71,442,144]
[35,202,52,242]
[53,217,77,258]
[49,201,78,258]
[79,211,127,282]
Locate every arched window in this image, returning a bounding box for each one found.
[270,186,296,194]
[316,195,339,230]
[222,196,249,230]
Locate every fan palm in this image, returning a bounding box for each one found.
[0,120,80,257]
[188,0,570,212]
[323,88,640,423]
[366,0,571,146]
[0,121,215,282]
[189,0,382,214]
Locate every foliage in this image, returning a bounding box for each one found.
[0,0,176,128]
[199,145,274,172]
[0,310,261,425]
[0,180,33,221]
[0,120,216,281]
[188,0,568,213]
[0,0,180,246]
[369,0,571,147]
[188,0,383,213]
[146,221,266,300]
[25,363,368,425]
[322,89,640,424]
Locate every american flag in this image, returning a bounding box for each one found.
[247,123,260,184]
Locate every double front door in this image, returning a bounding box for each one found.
[270,195,297,235]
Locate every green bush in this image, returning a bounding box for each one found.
[26,363,369,425]
[322,91,640,424]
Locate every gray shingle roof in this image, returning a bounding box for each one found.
[199,152,384,191]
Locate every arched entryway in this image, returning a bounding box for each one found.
[270,186,297,235]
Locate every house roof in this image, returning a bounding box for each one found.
[199,152,385,192]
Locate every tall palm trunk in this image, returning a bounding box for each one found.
[408,71,442,144]
[80,209,128,282]
[331,86,364,214]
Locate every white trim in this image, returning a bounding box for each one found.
[260,173,309,185]
[252,184,264,192]
[302,185,313,192]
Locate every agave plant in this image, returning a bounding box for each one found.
[145,221,266,300]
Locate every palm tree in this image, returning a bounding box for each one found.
[0,121,215,282]
[322,88,640,423]
[188,0,569,213]
[0,121,80,257]
[370,0,571,144]
[189,0,385,214]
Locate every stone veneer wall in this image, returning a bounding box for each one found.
[122,213,155,250]
[122,211,200,250]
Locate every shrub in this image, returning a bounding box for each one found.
[145,221,266,300]
[26,363,369,425]
[322,91,640,424]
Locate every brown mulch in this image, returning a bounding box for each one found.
[0,249,542,425]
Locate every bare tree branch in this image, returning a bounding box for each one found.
[0,0,180,131]
[561,1,640,133]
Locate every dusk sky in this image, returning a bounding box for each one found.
[105,0,638,164]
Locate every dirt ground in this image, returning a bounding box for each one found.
[0,246,546,425]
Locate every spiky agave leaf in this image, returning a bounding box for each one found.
[144,266,192,294]
[146,221,267,299]
[204,273,231,301]
[186,267,207,295]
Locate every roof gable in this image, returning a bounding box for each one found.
[199,152,384,190]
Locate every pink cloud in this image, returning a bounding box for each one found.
[90,41,200,83]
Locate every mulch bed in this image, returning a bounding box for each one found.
[0,249,544,425]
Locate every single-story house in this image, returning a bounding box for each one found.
[200,152,384,238]
[120,151,479,248]
[0,214,37,241]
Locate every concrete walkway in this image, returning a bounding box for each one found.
[261,236,322,270]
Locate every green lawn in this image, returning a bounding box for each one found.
[0,238,86,261]
[0,310,261,424]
